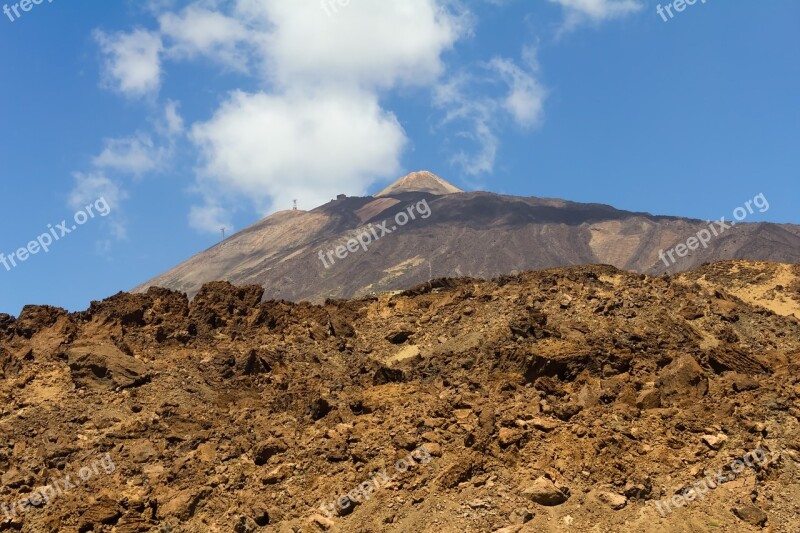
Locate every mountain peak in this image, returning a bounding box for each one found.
[375,171,464,197]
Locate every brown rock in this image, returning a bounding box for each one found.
[553,404,581,421]
[438,458,480,489]
[308,398,332,421]
[1,467,30,489]
[521,477,568,506]
[129,441,158,463]
[262,463,293,484]
[386,330,412,344]
[679,303,705,320]
[731,374,760,392]
[492,527,523,533]
[79,497,122,529]
[160,487,210,520]
[498,427,523,447]
[67,345,150,390]
[733,504,768,527]
[702,433,728,450]
[636,385,661,409]
[423,442,443,457]
[509,509,534,524]
[393,432,418,450]
[597,491,627,510]
[657,355,708,406]
[531,418,559,432]
[308,513,335,530]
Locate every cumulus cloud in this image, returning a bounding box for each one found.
[434,75,498,176]
[191,89,407,214]
[92,101,183,177]
[91,0,637,235]
[236,0,466,89]
[94,29,163,98]
[69,172,126,212]
[175,0,465,233]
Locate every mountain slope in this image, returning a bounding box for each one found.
[135,172,800,302]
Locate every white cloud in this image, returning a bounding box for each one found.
[69,100,184,246]
[159,5,253,71]
[93,2,468,234]
[91,101,183,177]
[161,100,184,137]
[189,203,233,235]
[236,0,467,89]
[434,50,546,175]
[453,120,499,177]
[94,29,163,98]
[69,172,128,241]
[90,0,637,235]
[489,57,547,128]
[170,0,464,233]
[69,172,126,212]
[548,0,642,25]
[92,134,167,175]
[191,89,407,216]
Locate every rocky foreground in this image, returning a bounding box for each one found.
[1,260,799,532]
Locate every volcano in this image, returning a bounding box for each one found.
[135,172,800,302]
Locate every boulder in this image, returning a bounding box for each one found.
[733,504,768,527]
[702,433,728,451]
[657,355,708,406]
[498,427,523,447]
[67,345,149,390]
[521,477,568,506]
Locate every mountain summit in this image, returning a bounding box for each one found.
[375,170,464,197]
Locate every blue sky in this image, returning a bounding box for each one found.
[0,0,798,315]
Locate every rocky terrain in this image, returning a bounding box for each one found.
[2,260,800,532]
[135,171,800,303]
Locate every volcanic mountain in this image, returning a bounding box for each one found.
[135,171,800,302]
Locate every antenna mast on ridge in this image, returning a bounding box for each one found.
[293,199,298,211]
[221,227,226,241]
